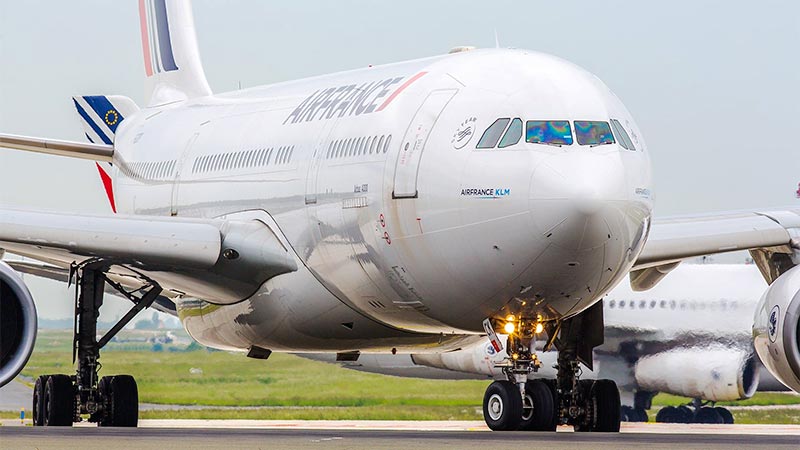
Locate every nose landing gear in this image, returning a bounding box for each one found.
[481,301,621,432]
[32,262,160,427]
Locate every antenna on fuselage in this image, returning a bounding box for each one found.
[494,29,500,48]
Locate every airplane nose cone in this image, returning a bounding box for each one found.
[529,152,631,252]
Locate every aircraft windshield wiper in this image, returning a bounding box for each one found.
[531,141,563,147]
[589,142,613,148]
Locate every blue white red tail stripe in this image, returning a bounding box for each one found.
[139,0,179,77]
[72,96,126,145]
[73,98,113,145]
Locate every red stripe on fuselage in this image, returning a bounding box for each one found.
[375,71,428,112]
[95,163,117,213]
[139,0,154,77]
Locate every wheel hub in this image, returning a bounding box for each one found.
[487,394,504,421]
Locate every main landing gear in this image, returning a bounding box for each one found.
[656,399,734,424]
[33,262,161,427]
[482,301,620,432]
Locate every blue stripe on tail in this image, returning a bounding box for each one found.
[154,0,179,72]
[82,96,125,133]
[73,99,113,145]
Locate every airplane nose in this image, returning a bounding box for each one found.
[529,152,631,252]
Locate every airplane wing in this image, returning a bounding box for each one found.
[0,208,297,304]
[631,208,800,290]
[0,133,113,162]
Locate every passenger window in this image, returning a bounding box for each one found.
[476,118,510,149]
[377,136,385,154]
[498,118,522,148]
[574,121,615,146]
[366,137,373,154]
[384,135,391,153]
[526,121,573,146]
[370,136,377,154]
[610,119,636,151]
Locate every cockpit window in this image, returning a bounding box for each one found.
[476,118,510,149]
[574,121,615,146]
[610,119,636,151]
[498,118,522,148]
[525,121,573,146]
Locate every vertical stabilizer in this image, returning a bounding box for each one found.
[139,0,212,106]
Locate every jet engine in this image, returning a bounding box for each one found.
[0,261,37,387]
[753,264,800,392]
[634,347,758,401]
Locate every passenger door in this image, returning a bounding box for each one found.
[392,89,457,198]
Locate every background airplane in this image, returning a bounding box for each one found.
[1,0,798,433]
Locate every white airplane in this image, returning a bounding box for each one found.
[304,263,775,424]
[0,0,798,432]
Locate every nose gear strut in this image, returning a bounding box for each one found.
[480,300,621,432]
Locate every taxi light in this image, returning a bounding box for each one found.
[535,323,544,334]
[504,322,515,334]
[505,315,515,322]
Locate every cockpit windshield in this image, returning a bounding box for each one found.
[525,121,573,146]
[574,121,615,146]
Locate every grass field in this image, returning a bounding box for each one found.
[12,330,800,423]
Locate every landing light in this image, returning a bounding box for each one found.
[535,323,544,334]
[504,322,515,334]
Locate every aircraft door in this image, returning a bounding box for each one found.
[392,89,457,198]
[305,120,338,204]
[170,132,199,216]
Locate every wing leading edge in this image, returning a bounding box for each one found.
[0,209,297,304]
[632,208,800,290]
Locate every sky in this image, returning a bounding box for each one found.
[1,0,798,320]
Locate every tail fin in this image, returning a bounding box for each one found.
[138,0,211,106]
[72,95,138,214]
[72,95,139,145]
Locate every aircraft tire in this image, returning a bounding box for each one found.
[590,379,621,432]
[714,407,734,424]
[634,407,648,422]
[694,406,723,424]
[43,374,74,426]
[622,405,648,422]
[655,406,676,423]
[94,376,114,426]
[32,375,49,426]
[676,405,694,423]
[518,380,556,431]
[107,375,139,427]
[483,380,522,431]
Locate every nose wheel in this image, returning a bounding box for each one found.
[482,304,620,432]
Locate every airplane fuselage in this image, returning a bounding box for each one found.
[111,49,653,352]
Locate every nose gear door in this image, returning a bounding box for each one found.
[392,89,457,198]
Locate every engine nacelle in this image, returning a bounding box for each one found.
[753,264,800,392]
[634,347,758,401]
[0,261,38,387]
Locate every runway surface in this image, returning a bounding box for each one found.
[1,422,798,449]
